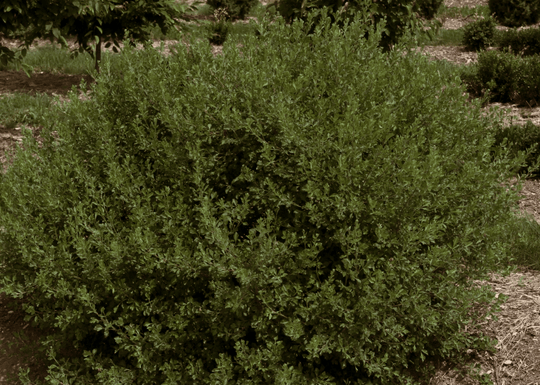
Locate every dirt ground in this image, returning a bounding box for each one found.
[0,0,540,384]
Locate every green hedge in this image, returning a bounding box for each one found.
[0,10,523,384]
[497,27,540,56]
[461,49,540,105]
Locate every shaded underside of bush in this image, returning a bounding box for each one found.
[0,9,524,385]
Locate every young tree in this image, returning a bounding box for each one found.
[0,0,200,73]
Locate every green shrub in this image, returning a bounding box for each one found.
[462,16,497,51]
[488,0,540,27]
[207,0,258,20]
[415,0,444,19]
[208,8,232,44]
[492,120,540,175]
[0,10,524,384]
[461,49,540,104]
[268,0,432,51]
[497,27,540,56]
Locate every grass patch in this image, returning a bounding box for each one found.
[437,5,491,19]
[506,213,540,270]
[0,93,52,128]
[195,3,214,16]
[418,28,465,46]
[0,45,98,75]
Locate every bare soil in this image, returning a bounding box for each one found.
[0,0,540,383]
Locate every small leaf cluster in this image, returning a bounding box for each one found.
[498,26,540,56]
[0,10,524,384]
[488,0,540,27]
[461,49,540,105]
[462,16,497,51]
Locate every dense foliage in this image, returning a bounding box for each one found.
[488,0,540,27]
[415,0,444,19]
[268,0,437,50]
[462,16,497,51]
[0,10,523,384]
[461,49,540,105]
[493,121,540,176]
[206,0,258,20]
[498,26,540,56]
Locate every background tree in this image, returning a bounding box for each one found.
[0,0,200,73]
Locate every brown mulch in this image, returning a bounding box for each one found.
[431,267,540,385]
[0,70,93,96]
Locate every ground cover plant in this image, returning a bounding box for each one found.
[0,7,530,384]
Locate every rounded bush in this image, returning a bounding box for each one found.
[462,16,497,51]
[0,10,523,384]
[488,0,540,27]
[461,49,540,104]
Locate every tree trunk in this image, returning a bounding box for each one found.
[95,35,102,74]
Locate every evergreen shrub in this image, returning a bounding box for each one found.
[492,120,540,175]
[461,49,540,104]
[488,0,540,27]
[497,27,540,56]
[0,10,524,384]
[206,0,258,20]
[462,16,497,51]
